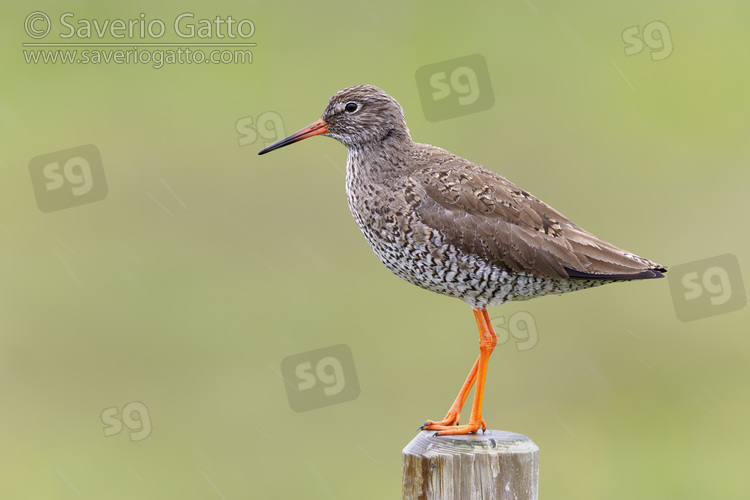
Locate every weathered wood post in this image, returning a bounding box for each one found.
[401,430,539,500]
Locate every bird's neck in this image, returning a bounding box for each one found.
[346,130,413,181]
[344,131,413,230]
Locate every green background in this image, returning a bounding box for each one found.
[2,1,749,498]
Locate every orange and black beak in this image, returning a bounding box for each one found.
[258,118,329,155]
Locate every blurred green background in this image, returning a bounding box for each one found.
[2,1,749,498]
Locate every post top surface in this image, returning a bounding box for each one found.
[403,430,538,457]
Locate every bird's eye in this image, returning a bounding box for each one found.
[344,102,359,113]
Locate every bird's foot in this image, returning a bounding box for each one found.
[420,414,486,435]
[423,420,487,436]
[420,410,461,429]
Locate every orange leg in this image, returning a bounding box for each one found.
[420,355,481,428]
[422,308,498,435]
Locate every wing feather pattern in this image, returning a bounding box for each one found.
[407,148,665,281]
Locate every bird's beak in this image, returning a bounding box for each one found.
[258,118,329,155]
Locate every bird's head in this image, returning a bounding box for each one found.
[258,85,411,155]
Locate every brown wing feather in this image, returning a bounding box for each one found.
[408,147,664,280]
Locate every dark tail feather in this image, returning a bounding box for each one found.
[564,266,667,281]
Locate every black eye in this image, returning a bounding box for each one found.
[344,102,358,113]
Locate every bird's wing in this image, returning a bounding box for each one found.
[408,151,664,280]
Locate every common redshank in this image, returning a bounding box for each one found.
[258,85,665,435]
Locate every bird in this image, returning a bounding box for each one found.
[258,85,665,435]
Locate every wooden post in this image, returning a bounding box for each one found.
[401,430,539,500]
